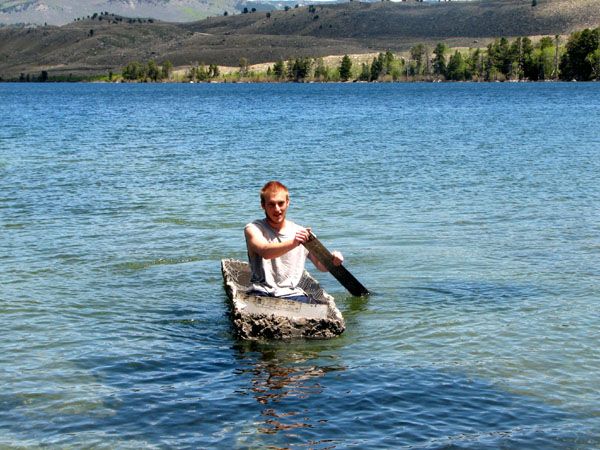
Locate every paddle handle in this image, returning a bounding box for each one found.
[303,231,369,297]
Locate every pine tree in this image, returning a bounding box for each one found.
[339,55,352,81]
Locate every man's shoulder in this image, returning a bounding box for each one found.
[245,219,266,234]
[246,218,266,228]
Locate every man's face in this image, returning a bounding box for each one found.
[262,190,289,226]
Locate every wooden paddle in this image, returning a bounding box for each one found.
[303,231,369,297]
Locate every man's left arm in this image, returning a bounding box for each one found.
[308,251,344,272]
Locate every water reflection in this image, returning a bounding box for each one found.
[233,342,345,439]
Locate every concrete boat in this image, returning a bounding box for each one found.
[221,259,345,340]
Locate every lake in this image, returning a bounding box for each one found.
[1,82,599,448]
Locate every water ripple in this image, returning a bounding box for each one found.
[1,83,599,448]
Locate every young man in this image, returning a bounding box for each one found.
[244,180,343,302]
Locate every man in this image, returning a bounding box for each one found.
[244,180,343,302]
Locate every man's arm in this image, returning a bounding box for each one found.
[245,224,311,260]
[308,250,344,272]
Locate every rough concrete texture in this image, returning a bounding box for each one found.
[221,259,345,340]
[232,310,345,340]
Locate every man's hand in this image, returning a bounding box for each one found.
[293,227,312,247]
[331,250,344,266]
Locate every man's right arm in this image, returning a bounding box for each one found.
[245,224,310,260]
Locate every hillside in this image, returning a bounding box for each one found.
[0,0,241,25]
[1,0,599,79]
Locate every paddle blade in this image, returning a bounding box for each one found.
[303,232,369,297]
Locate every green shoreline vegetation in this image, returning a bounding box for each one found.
[4,27,599,83]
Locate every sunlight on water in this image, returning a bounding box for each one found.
[1,82,599,448]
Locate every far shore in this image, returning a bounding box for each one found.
[4,28,599,84]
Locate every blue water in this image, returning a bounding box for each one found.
[1,82,599,448]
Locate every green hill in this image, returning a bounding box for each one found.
[1,0,599,79]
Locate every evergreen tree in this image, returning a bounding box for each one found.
[383,51,395,75]
[446,51,467,80]
[292,58,312,81]
[520,37,535,80]
[359,62,370,81]
[466,48,483,80]
[410,44,426,75]
[285,59,295,80]
[339,54,352,81]
[432,43,447,77]
[560,28,600,80]
[273,60,285,79]
[370,55,384,81]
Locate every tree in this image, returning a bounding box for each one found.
[161,60,173,80]
[285,59,294,79]
[273,60,285,79]
[122,61,145,80]
[339,54,352,81]
[410,44,426,75]
[539,36,554,50]
[486,37,512,77]
[314,58,327,81]
[239,57,249,76]
[466,48,483,80]
[359,62,370,81]
[187,66,197,81]
[370,54,384,81]
[560,28,600,80]
[292,57,312,81]
[446,50,467,80]
[209,64,220,78]
[383,51,395,75]
[586,48,600,79]
[147,60,160,81]
[432,43,447,77]
[196,63,209,81]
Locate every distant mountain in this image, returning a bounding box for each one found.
[0,0,468,25]
[0,0,244,25]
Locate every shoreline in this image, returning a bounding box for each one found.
[3,27,599,83]
[1,79,585,84]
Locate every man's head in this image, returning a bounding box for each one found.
[260,181,290,228]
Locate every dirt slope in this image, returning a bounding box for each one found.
[1,0,599,79]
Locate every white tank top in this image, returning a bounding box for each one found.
[245,218,309,297]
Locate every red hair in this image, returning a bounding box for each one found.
[260,180,289,205]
